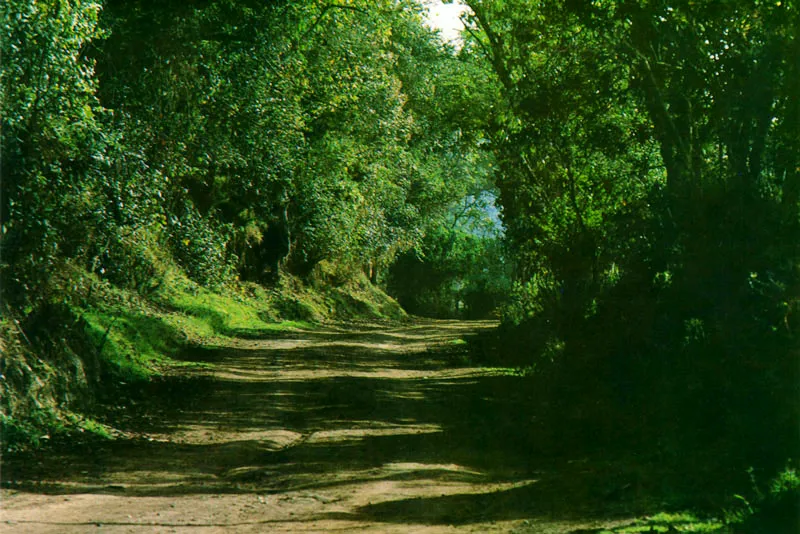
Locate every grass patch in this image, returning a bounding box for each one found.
[0,408,116,453]
[78,262,407,379]
[601,512,726,533]
[73,416,114,439]
[154,271,316,338]
[75,268,317,382]
[82,309,180,378]
[158,276,272,335]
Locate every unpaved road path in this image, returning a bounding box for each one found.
[1,320,635,533]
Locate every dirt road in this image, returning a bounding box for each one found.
[1,320,633,533]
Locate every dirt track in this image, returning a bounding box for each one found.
[1,320,634,533]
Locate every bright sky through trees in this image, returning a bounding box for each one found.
[423,0,469,45]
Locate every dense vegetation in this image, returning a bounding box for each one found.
[1,0,501,448]
[465,0,798,449]
[2,0,499,305]
[1,0,798,529]
[460,0,799,526]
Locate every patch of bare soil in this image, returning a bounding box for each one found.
[1,320,638,533]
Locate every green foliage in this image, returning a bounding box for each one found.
[385,34,509,318]
[1,410,58,452]
[166,204,235,287]
[465,0,797,310]
[727,465,800,533]
[3,1,469,451]
[4,0,490,300]
[463,0,799,465]
[769,466,800,497]
[0,298,122,452]
[1,0,108,308]
[78,0,494,287]
[389,225,511,318]
[502,273,559,326]
[601,512,725,533]
[95,223,167,293]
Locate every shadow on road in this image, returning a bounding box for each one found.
[1,320,734,529]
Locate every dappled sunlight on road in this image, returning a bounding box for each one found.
[2,319,641,533]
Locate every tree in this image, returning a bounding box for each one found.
[462,0,663,334]
[461,0,799,455]
[1,0,108,306]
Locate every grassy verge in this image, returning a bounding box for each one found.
[1,262,405,453]
[597,512,725,533]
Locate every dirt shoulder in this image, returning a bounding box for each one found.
[1,319,635,533]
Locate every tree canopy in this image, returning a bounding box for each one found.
[2,0,500,309]
[461,0,798,460]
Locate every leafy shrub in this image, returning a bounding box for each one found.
[167,205,235,287]
[729,466,800,533]
[93,223,166,293]
[1,0,107,309]
[501,274,561,326]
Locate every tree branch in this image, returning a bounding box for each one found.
[464,2,513,92]
[296,4,369,47]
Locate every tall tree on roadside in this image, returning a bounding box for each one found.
[462,0,799,457]
[1,0,108,306]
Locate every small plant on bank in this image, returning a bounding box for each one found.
[726,464,800,533]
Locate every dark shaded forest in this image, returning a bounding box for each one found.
[2,0,798,531]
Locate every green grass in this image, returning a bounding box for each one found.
[3,261,410,453]
[76,269,314,383]
[76,263,405,384]
[82,309,181,377]
[0,408,116,452]
[73,416,114,439]
[69,262,408,386]
[602,512,726,533]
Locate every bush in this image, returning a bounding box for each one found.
[730,466,800,533]
[93,224,166,293]
[167,205,236,287]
